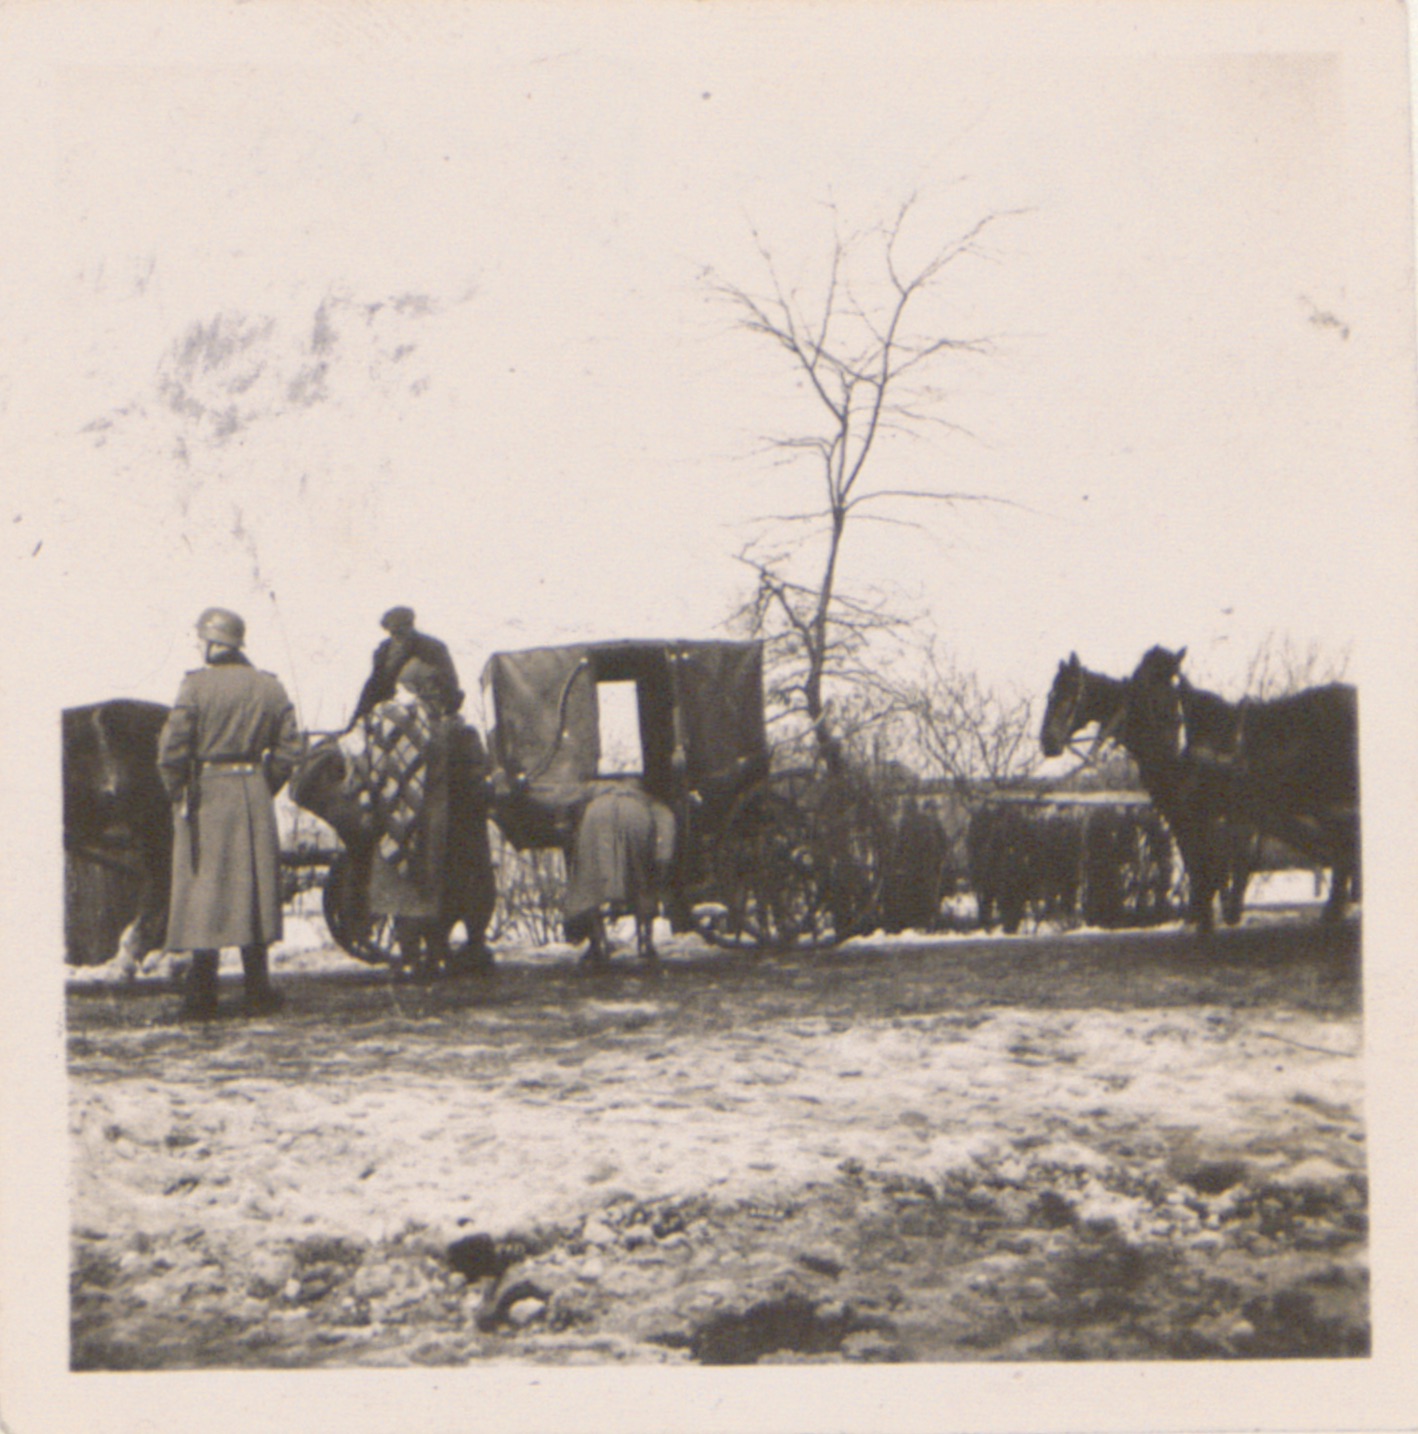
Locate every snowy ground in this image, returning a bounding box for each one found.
[66,878,1365,1367]
[64,868,1335,988]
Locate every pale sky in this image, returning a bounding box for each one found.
[3,0,1413,738]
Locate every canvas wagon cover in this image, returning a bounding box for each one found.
[483,644,601,804]
[667,641,768,794]
[481,639,768,820]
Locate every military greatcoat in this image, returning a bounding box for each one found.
[157,653,302,951]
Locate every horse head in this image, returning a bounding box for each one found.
[1039,652,1085,758]
[1133,645,1186,683]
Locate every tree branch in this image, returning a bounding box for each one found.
[707,196,1024,767]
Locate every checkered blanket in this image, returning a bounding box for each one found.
[345,697,436,879]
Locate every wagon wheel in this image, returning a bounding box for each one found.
[322,848,399,965]
[697,782,824,950]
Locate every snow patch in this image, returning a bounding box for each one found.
[1247,869,1331,906]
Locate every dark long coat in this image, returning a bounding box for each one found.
[157,654,301,950]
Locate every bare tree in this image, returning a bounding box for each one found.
[1240,631,1352,699]
[708,196,1019,774]
[894,641,1037,789]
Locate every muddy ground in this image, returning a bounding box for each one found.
[67,913,1366,1368]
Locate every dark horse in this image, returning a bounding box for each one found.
[62,699,174,969]
[1124,646,1358,925]
[1040,653,1253,930]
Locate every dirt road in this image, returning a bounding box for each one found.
[67,916,1366,1367]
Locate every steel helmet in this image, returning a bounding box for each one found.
[196,606,246,648]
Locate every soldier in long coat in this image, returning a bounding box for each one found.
[157,607,302,1018]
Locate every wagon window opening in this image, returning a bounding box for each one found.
[596,681,642,777]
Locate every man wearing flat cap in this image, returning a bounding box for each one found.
[157,607,302,1019]
[351,606,464,725]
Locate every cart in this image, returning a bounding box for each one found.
[297,637,835,963]
[481,638,827,949]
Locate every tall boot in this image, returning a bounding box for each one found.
[240,944,283,1015]
[180,949,220,1020]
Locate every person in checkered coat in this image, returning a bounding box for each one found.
[339,656,460,976]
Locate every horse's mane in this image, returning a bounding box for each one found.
[1176,676,1241,746]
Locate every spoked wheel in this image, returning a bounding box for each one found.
[697,782,825,950]
[321,849,497,973]
[322,848,399,964]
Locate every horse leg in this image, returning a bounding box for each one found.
[1001,893,1023,936]
[1194,880,1216,935]
[1219,830,1252,927]
[976,888,994,932]
[1178,828,1215,935]
[582,911,612,971]
[114,845,168,978]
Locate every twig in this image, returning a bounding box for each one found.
[1256,1030,1359,1058]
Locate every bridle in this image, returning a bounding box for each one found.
[1045,664,1126,771]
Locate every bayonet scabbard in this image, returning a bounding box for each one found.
[182,759,200,871]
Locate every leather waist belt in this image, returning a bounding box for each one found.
[201,759,261,774]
